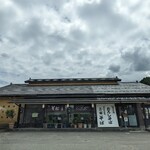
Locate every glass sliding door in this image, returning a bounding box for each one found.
[116,104,138,127]
[143,105,150,128]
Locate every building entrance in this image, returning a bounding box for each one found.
[116,104,138,127]
[143,105,150,128]
[23,104,44,128]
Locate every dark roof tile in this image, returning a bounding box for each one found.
[0,82,150,96]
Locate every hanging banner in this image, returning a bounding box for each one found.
[96,104,119,127]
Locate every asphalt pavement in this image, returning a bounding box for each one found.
[0,131,150,150]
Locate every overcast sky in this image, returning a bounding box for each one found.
[0,0,150,86]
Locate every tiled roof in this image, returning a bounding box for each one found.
[0,82,150,96]
[0,84,93,95]
[25,77,121,83]
[92,82,150,94]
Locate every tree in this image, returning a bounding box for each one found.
[140,77,150,86]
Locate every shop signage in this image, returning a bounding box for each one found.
[47,105,65,112]
[74,105,91,112]
[96,104,119,127]
[32,113,38,118]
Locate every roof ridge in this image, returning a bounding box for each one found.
[0,83,26,89]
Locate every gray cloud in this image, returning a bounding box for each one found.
[15,0,67,10]
[109,64,120,73]
[0,0,150,86]
[18,17,44,42]
[0,79,8,85]
[121,46,150,71]
[0,6,16,32]
[77,0,135,34]
[1,53,9,58]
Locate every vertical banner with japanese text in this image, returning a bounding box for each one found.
[96,104,119,127]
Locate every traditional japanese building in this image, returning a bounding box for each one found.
[0,77,150,130]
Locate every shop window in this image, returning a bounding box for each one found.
[128,105,135,115]
[46,104,66,126]
[69,104,93,128]
[44,104,94,128]
[117,104,138,127]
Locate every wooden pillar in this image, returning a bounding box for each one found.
[19,104,25,127]
[16,104,21,128]
[136,103,145,129]
[92,104,96,128]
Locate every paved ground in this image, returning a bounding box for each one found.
[0,131,150,150]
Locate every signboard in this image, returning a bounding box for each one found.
[74,105,91,112]
[47,105,65,112]
[32,113,38,118]
[96,104,119,127]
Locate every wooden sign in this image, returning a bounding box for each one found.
[74,105,92,112]
[47,105,65,112]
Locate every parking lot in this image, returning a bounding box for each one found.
[0,131,150,150]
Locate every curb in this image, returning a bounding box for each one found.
[5,127,148,132]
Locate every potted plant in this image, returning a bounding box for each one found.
[83,119,88,128]
[87,115,92,128]
[77,114,83,128]
[43,117,47,128]
[73,117,78,128]
[5,109,15,129]
[53,117,58,128]
[62,116,67,128]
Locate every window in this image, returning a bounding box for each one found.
[117,104,138,127]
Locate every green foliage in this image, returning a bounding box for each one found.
[5,109,15,119]
[73,117,78,124]
[76,114,82,123]
[87,114,92,123]
[140,77,150,86]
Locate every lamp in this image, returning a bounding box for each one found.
[42,104,45,108]
[67,104,69,108]
[91,103,94,108]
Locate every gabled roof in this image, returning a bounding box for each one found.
[0,82,150,96]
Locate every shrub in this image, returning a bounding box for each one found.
[5,109,15,119]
